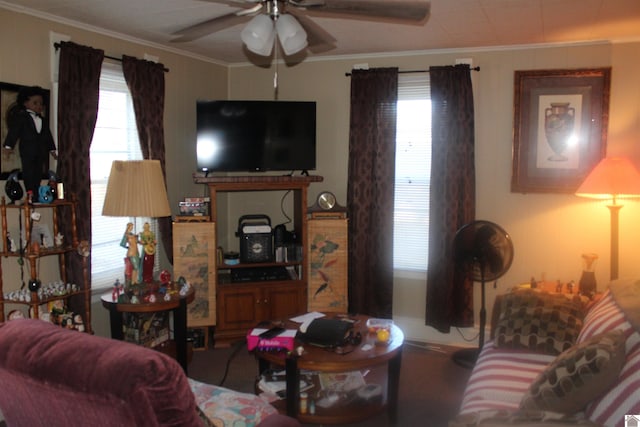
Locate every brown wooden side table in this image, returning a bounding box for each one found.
[255,314,404,424]
[101,287,195,373]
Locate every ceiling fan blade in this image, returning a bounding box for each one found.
[172,5,261,42]
[292,0,430,23]
[287,9,336,52]
[198,0,262,5]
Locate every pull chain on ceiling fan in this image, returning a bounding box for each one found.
[173,0,431,57]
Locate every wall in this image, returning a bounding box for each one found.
[0,8,228,337]
[228,42,640,346]
[2,6,640,345]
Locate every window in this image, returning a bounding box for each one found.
[393,74,431,271]
[90,63,154,290]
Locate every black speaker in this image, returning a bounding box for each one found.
[237,215,273,263]
[274,224,286,247]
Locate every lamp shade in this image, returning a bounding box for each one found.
[102,160,171,217]
[576,157,640,201]
[276,15,308,55]
[241,14,275,56]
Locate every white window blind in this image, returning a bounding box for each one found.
[90,62,156,290]
[393,73,431,271]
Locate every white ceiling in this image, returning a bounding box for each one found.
[1,0,640,65]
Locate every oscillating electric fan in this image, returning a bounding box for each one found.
[452,220,514,368]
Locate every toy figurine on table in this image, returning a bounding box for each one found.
[121,222,141,286]
[138,222,157,283]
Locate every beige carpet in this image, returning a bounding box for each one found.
[188,339,472,427]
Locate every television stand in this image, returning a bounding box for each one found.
[192,174,324,344]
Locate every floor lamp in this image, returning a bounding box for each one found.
[576,157,640,281]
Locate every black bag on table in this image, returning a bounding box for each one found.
[299,318,353,348]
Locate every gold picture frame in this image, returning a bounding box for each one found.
[511,68,611,193]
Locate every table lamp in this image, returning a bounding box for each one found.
[102,160,171,286]
[576,157,640,280]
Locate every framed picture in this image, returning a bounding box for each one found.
[1,82,52,180]
[511,68,611,193]
[173,222,216,327]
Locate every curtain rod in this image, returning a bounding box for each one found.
[345,66,480,77]
[53,42,169,72]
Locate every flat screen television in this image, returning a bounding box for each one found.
[196,100,316,173]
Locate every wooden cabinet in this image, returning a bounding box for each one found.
[0,196,91,333]
[194,175,322,344]
[216,282,306,340]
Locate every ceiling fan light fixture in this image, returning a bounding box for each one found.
[276,14,308,55]
[241,14,275,55]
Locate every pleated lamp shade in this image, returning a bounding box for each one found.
[576,157,640,202]
[102,160,171,217]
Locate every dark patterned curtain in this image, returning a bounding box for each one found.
[425,64,476,332]
[347,68,398,318]
[57,41,104,321]
[122,56,172,263]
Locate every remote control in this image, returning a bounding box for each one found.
[259,327,285,339]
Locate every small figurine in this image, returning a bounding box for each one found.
[121,223,141,285]
[112,279,122,302]
[178,276,190,296]
[73,314,85,332]
[159,269,171,285]
[54,232,63,247]
[556,280,563,293]
[77,240,90,257]
[138,222,157,283]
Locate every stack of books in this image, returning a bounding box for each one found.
[178,197,210,217]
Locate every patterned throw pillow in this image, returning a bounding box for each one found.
[520,329,625,414]
[494,289,586,355]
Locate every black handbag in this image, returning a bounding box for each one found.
[299,318,353,348]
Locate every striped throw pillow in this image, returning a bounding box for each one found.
[577,289,640,427]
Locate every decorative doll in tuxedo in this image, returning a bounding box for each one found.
[3,86,58,198]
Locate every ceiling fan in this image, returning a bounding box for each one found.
[172,0,431,56]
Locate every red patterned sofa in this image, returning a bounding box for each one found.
[451,279,640,427]
[0,319,299,427]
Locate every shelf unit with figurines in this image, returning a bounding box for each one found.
[0,194,91,333]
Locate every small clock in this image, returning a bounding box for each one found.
[309,191,346,216]
[317,191,337,210]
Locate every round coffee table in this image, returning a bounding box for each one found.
[255,314,404,424]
